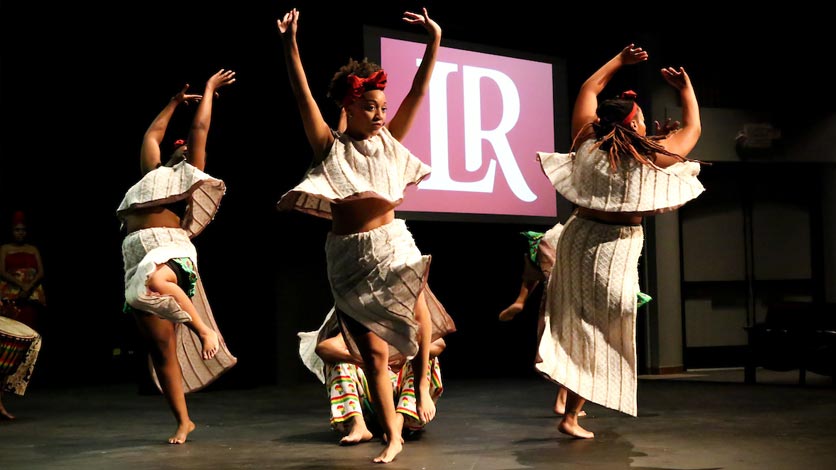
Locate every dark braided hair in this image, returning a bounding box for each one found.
[326,58,382,108]
[576,92,694,171]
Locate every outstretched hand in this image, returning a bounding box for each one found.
[654,117,681,137]
[206,69,237,96]
[277,8,298,36]
[620,44,649,65]
[403,7,440,38]
[173,84,203,106]
[661,66,691,91]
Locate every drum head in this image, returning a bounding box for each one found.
[0,315,37,339]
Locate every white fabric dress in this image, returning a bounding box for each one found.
[279,128,456,359]
[117,161,236,393]
[535,139,704,416]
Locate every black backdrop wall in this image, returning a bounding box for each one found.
[0,1,828,390]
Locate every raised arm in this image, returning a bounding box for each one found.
[386,8,441,141]
[187,69,237,171]
[656,67,701,159]
[140,85,202,174]
[277,8,333,162]
[572,44,648,143]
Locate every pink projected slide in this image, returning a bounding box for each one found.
[379,36,557,220]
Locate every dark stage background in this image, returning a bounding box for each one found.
[0,1,827,390]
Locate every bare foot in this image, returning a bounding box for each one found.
[417,386,436,424]
[339,417,373,445]
[554,388,586,417]
[373,439,403,464]
[555,408,587,417]
[0,408,15,420]
[554,404,587,417]
[381,414,405,445]
[558,417,594,439]
[199,330,219,360]
[381,433,405,445]
[168,420,196,444]
[499,302,524,321]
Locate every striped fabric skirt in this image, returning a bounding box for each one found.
[121,227,237,393]
[536,214,644,416]
[325,219,455,360]
[520,223,564,284]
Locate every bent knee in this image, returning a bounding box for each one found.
[146,267,176,294]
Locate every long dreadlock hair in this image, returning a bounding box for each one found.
[572,92,698,172]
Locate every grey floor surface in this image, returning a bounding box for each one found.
[1,368,834,470]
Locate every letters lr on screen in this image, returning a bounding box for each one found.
[381,37,557,219]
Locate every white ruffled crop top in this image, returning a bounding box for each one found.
[116,160,226,238]
[277,127,431,219]
[537,139,704,214]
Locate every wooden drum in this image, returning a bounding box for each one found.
[0,315,41,395]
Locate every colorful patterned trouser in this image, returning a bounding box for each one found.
[326,357,443,432]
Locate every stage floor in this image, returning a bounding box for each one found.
[1,369,834,469]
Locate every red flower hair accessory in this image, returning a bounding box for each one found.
[342,70,388,107]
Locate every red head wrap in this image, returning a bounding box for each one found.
[11,210,25,226]
[342,70,388,107]
[620,90,639,125]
